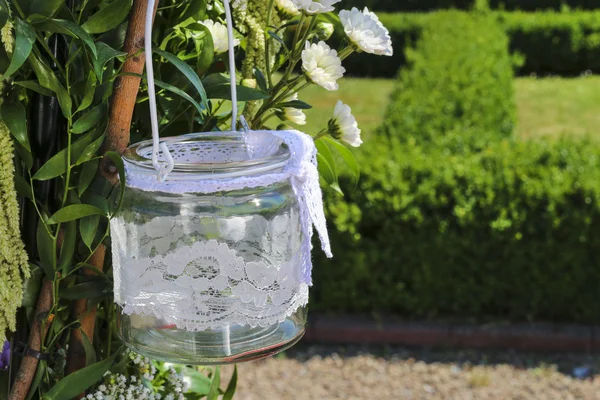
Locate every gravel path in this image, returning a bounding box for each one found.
[224,345,600,400]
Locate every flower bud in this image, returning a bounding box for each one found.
[315,22,335,41]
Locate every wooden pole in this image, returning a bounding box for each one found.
[64,1,159,398]
[8,281,53,400]
[101,0,159,182]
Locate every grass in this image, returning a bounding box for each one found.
[299,75,600,140]
[515,75,600,140]
[298,77,395,140]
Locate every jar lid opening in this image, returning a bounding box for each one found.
[123,131,290,178]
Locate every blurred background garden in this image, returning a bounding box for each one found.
[245,0,600,398]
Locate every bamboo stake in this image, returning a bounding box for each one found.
[8,281,53,400]
[101,0,159,182]
[64,1,159,398]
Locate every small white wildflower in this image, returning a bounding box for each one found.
[200,20,240,54]
[302,41,345,91]
[328,100,362,147]
[291,0,340,14]
[281,93,307,125]
[275,0,300,17]
[339,7,393,56]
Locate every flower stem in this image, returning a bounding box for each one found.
[265,0,276,89]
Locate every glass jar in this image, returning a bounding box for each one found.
[111,133,308,364]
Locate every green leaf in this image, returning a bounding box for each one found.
[316,153,341,195]
[154,78,205,115]
[57,221,77,273]
[183,367,212,395]
[155,48,209,110]
[4,19,36,78]
[202,73,229,88]
[30,0,64,18]
[28,53,72,118]
[104,151,125,215]
[254,68,268,92]
[323,136,360,183]
[93,42,127,81]
[181,0,207,21]
[78,158,99,197]
[33,18,97,57]
[316,139,337,181]
[82,330,97,366]
[22,263,43,307]
[267,30,288,53]
[26,360,46,400]
[222,366,237,400]
[60,279,110,300]
[190,24,214,75]
[43,349,119,400]
[33,130,98,180]
[14,173,32,199]
[46,204,106,224]
[82,0,133,34]
[278,100,312,110]
[206,367,221,400]
[14,80,53,96]
[80,214,100,249]
[36,221,55,279]
[72,104,106,134]
[206,84,270,101]
[76,72,97,113]
[1,97,31,152]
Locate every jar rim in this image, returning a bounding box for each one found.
[123,131,291,179]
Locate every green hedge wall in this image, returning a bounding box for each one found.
[341,11,600,77]
[381,11,515,142]
[312,11,600,324]
[344,0,599,11]
[491,0,598,10]
[344,0,473,12]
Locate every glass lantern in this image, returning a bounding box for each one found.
[110,0,331,365]
[111,133,314,364]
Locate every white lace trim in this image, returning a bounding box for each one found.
[113,130,331,330]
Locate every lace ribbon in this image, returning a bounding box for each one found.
[124,129,333,284]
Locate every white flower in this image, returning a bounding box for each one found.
[328,100,362,147]
[281,93,307,125]
[275,0,300,17]
[339,7,393,56]
[302,41,345,91]
[291,0,341,14]
[200,20,240,54]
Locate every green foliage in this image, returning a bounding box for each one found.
[490,0,597,10]
[313,9,600,325]
[314,136,600,324]
[381,11,515,143]
[343,11,600,78]
[343,0,598,12]
[344,0,474,12]
[497,10,600,75]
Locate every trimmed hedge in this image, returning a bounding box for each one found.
[345,0,599,12]
[382,11,515,142]
[491,0,599,10]
[312,11,600,324]
[314,137,600,323]
[341,11,600,77]
[344,0,473,12]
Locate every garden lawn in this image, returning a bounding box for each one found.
[299,77,395,141]
[299,76,600,141]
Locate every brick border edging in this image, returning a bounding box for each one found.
[302,315,599,352]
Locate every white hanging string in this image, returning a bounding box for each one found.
[145,0,239,180]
